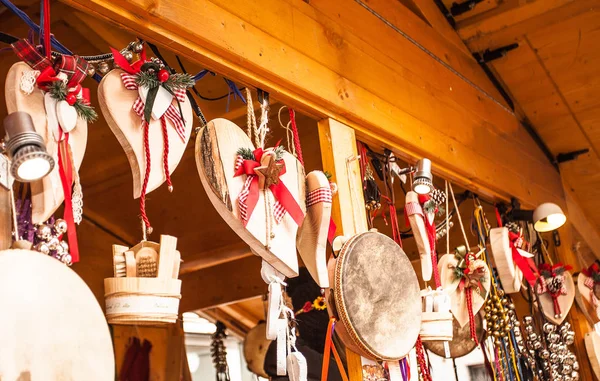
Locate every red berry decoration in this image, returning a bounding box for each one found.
[158,69,170,83]
[66,93,77,106]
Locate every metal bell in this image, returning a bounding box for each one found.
[47,237,60,250]
[36,224,52,240]
[34,242,50,255]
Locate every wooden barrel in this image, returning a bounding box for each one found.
[104,277,182,325]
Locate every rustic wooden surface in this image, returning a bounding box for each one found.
[0,188,11,250]
[61,0,564,211]
[196,118,305,277]
[98,69,193,199]
[318,118,366,380]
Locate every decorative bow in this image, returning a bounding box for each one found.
[582,262,600,313]
[113,48,187,142]
[537,263,572,317]
[234,147,303,227]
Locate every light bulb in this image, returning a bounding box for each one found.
[16,156,52,181]
[413,183,431,195]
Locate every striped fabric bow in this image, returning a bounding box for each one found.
[120,73,187,142]
[537,272,568,317]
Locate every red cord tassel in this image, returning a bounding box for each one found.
[465,287,479,345]
[140,121,152,233]
[415,336,432,381]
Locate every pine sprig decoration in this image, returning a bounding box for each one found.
[164,73,195,91]
[236,147,255,160]
[273,145,286,161]
[46,81,97,123]
[135,71,161,90]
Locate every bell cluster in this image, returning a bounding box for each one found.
[517,316,579,380]
[484,289,518,345]
[87,41,145,76]
[33,219,72,266]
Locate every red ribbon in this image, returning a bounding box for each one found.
[57,131,79,263]
[110,47,146,75]
[508,231,538,286]
[234,148,304,226]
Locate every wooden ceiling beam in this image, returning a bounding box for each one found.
[458,0,600,51]
[60,0,563,210]
[180,242,253,275]
[180,255,265,312]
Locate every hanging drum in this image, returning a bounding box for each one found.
[326,231,421,360]
[243,322,271,378]
[0,249,114,380]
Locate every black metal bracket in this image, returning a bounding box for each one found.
[556,148,589,164]
[476,43,520,63]
[450,0,483,16]
[433,0,456,28]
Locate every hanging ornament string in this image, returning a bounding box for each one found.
[288,109,303,166]
[449,182,480,344]
[113,48,194,236]
[245,88,260,148]
[415,337,432,381]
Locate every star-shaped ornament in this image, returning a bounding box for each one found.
[254,152,284,189]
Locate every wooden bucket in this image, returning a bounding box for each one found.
[104,277,182,325]
[419,288,453,341]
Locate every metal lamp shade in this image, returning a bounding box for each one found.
[533,202,566,232]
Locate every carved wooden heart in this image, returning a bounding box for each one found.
[585,331,600,381]
[439,253,491,327]
[98,69,193,198]
[195,118,305,277]
[538,271,575,325]
[5,62,87,223]
[489,227,523,294]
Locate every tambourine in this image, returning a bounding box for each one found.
[423,313,484,358]
[326,231,421,360]
[0,249,114,380]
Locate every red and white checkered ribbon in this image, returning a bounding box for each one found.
[537,275,567,296]
[306,187,332,208]
[585,277,599,308]
[121,73,187,141]
[235,155,286,225]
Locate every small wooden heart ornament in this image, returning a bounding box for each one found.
[489,227,523,294]
[296,170,332,287]
[536,263,575,325]
[439,252,491,327]
[98,69,193,198]
[577,263,600,325]
[56,100,78,133]
[195,118,306,277]
[5,62,88,223]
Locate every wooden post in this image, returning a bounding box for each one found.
[318,118,367,381]
[0,188,11,250]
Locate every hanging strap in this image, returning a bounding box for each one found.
[321,318,349,381]
[449,182,470,249]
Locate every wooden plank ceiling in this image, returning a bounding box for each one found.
[431,0,600,256]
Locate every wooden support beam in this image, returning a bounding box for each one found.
[0,187,11,250]
[458,0,600,51]
[318,118,366,381]
[180,242,253,275]
[180,255,265,312]
[60,0,563,210]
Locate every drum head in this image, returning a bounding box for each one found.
[424,314,484,358]
[334,232,421,360]
[243,322,270,378]
[0,249,114,380]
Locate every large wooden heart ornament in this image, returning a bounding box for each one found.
[439,252,491,327]
[585,331,600,380]
[536,264,575,325]
[98,69,193,198]
[5,62,88,223]
[196,118,306,277]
